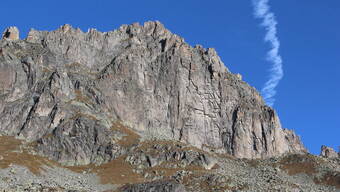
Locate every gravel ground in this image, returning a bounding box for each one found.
[0,164,116,192]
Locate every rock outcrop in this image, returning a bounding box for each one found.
[2,27,19,40]
[0,135,338,192]
[0,21,306,165]
[321,145,338,158]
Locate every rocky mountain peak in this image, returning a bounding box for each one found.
[1,21,339,192]
[0,21,307,167]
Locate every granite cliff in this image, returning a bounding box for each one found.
[0,21,306,166]
[1,22,337,192]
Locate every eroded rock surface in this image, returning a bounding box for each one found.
[0,135,338,192]
[321,145,338,158]
[0,21,306,166]
[2,27,19,40]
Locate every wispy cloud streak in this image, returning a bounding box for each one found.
[252,0,283,106]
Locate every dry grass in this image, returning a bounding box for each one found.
[67,155,145,185]
[0,134,144,185]
[247,159,260,168]
[0,127,228,189]
[65,62,82,68]
[111,122,140,148]
[68,144,211,186]
[314,172,340,189]
[0,136,56,175]
[74,89,95,106]
[64,123,143,184]
[0,123,218,188]
[94,156,145,184]
[279,154,317,176]
[65,89,95,107]
[278,154,340,189]
[0,122,143,185]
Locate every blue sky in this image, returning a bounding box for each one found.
[1,0,339,154]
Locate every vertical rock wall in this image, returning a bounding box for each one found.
[0,22,306,165]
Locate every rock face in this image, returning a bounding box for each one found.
[320,145,338,158]
[0,21,306,165]
[2,27,19,40]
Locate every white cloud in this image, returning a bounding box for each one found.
[252,0,283,107]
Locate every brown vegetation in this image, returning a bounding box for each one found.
[67,155,145,185]
[278,154,317,176]
[0,135,144,185]
[111,121,140,147]
[65,62,81,68]
[0,136,56,175]
[64,122,143,184]
[314,171,340,189]
[74,89,95,106]
[278,154,340,189]
[247,159,261,168]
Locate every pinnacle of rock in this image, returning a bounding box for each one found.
[321,145,338,158]
[2,26,19,40]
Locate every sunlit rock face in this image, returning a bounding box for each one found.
[321,145,338,158]
[0,21,306,165]
[2,27,19,40]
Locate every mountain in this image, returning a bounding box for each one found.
[0,22,338,192]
